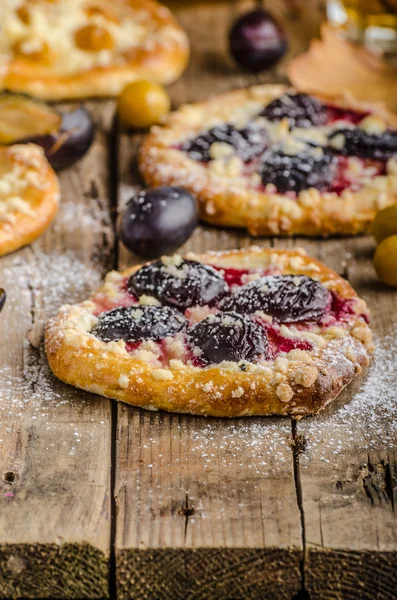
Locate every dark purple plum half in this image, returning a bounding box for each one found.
[21,107,95,171]
[91,306,187,343]
[188,311,268,365]
[182,123,268,163]
[220,275,330,323]
[259,145,336,193]
[128,259,228,311]
[119,187,198,259]
[229,9,288,73]
[260,93,328,128]
[328,127,397,161]
[0,289,6,314]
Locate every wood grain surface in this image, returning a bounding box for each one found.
[0,1,396,599]
[0,105,115,598]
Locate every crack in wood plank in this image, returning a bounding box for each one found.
[290,420,311,600]
[0,102,115,599]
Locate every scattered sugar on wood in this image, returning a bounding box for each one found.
[0,248,107,459]
[301,326,397,465]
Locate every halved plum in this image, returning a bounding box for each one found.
[0,289,6,314]
[220,274,330,323]
[188,311,268,365]
[0,94,95,170]
[259,145,336,193]
[91,305,188,343]
[328,127,397,161]
[260,93,328,128]
[182,123,268,163]
[128,258,228,311]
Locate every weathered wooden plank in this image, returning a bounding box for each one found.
[0,104,115,599]
[115,409,300,599]
[272,237,397,598]
[114,2,397,598]
[113,2,325,597]
[116,121,301,600]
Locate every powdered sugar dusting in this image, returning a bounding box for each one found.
[2,248,102,316]
[301,327,397,460]
[0,248,107,458]
[187,419,292,477]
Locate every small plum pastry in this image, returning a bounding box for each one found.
[140,85,397,236]
[45,247,373,418]
[0,0,189,100]
[0,144,60,257]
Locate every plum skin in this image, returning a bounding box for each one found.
[229,9,288,73]
[220,275,330,323]
[0,289,6,314]
[91,305,188,343]
[188,311,268,365]
[119,187,199,259]
[128,259,228,310]
[19,107,95,171]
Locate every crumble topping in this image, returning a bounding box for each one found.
[50,250,372,410]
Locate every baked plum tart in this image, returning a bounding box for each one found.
[0,0,189,100]
[0,144,60,257]
[46,247,373,417]
[140,84,397,236]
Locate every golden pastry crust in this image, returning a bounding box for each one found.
[140,84,397,237]
[0,0,189,100]
[0,144,60,256]
[45,247,373,418]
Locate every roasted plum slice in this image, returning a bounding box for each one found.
[91,306,187,343]
[259,144,336,193]
[260,93,328,128]
[328,127,397,161]
[220,274,330,323]
[182,122,268,163]
[128,258,228,310]
[0,94,95,170]
[188,311,268,365]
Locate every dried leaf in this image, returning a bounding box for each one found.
[288,25,397,112]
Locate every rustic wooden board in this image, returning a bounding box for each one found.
[114,2,325,599]
[0,1,396,598]
[114,1,397,598]
[272,237,397,599]
[116,132,301,600]
[0,104,115,599]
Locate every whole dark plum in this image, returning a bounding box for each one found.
[188,311,268,365]
[0,95,95,170]
[220,275,330,323]
[128,258,228,310]
[229,9,288,73]
[119,187,199,259]
[24,107,95,171]
[91,306,188,343]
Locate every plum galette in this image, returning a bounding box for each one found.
[0,0,189,100]
[140,85,397,236]
[0,144,59,257]
[45,247,373,417]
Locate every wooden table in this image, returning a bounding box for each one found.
[0,2,396,599]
